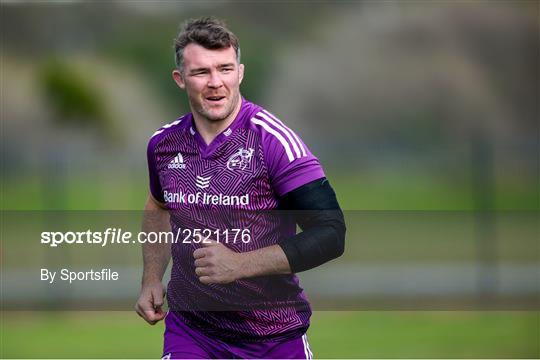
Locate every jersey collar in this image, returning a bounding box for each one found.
[189,97,250,158]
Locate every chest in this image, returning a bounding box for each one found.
[154,130,276,210]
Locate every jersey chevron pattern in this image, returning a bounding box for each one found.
[147,99,325,342]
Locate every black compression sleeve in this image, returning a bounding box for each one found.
[277,177,346,273]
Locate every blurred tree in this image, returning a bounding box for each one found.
[40,60,111,135]
[38,60,114,210]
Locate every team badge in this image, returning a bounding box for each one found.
[227,148,254,170]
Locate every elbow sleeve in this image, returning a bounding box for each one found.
[278,178,346,273]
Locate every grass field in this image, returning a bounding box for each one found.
[1,311,538,358]
[2,169,538,211]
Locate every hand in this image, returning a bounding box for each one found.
[135,281,166,325]
[193,240,245,284]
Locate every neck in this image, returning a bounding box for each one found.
[193,98,242,145]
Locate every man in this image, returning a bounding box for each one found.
[135,17,345,359]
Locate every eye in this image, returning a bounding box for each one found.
[221,68,233,73]
[191,70,207,76]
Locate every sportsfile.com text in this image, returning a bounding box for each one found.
[40,228,252,247]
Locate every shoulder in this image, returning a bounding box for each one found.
[245,104,324,196]
[247,105,308,163]
[147,114,190,149]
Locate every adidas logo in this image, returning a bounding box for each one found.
[196,175,211,189]
[168,153,186,169]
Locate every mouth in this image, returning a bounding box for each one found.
[205,95,226,103]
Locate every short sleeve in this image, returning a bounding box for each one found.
[147,135,165,203]
[254,110,325,197]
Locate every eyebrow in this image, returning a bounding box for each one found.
[189,67,209,74]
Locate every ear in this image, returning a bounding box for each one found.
[238,63,245,85]
[172,69,185,89]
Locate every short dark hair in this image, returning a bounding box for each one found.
[174,17,241,71]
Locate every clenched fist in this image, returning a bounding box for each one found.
[193,240,246,284]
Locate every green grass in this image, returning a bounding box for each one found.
[1,175,147,210]
[2,170,537,210]
[328,170,538,211]
[309,311,539,358]
[1,311,538,358]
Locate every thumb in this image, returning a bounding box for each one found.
[201,239,219,247]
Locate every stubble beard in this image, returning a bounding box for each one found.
[190,90,240,123]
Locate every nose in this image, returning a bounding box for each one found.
[207,70,223,89]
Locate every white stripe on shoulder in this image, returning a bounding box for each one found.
[262,109,307,157]
[251,117,295,162]
[256,111,302,159]
[151,118,184,138]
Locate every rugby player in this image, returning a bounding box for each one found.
[135,17,346,359]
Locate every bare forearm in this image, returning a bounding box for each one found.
[142,243,170,284]
[141,196,171,284]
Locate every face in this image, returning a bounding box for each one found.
[173,43,244,123]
